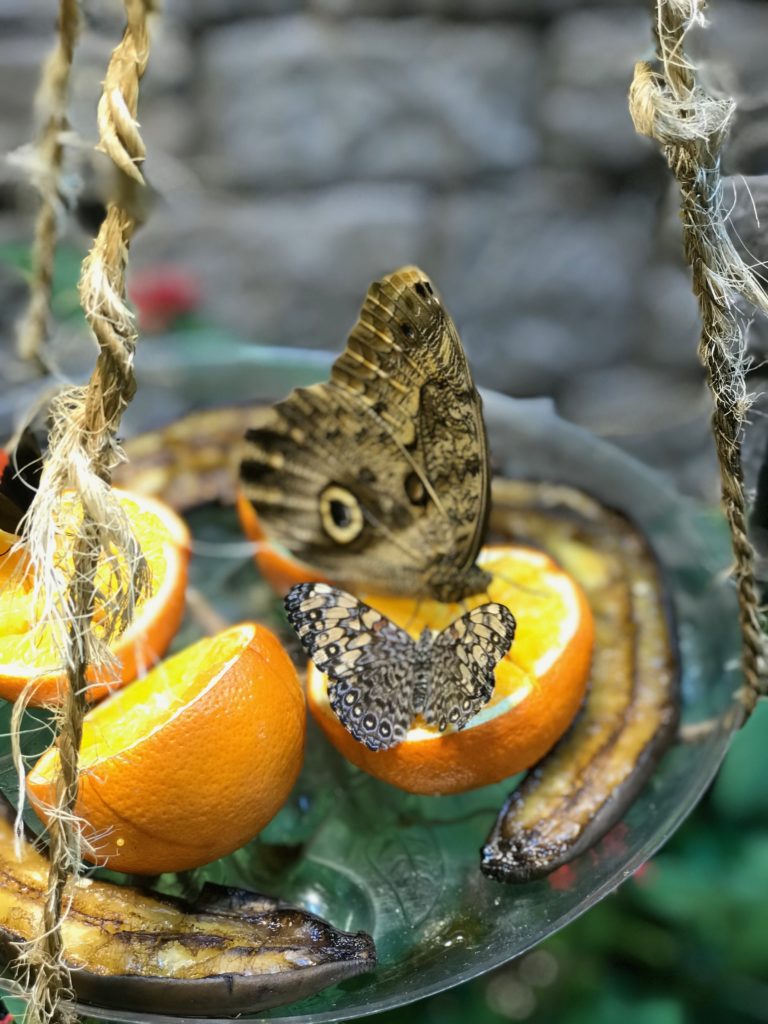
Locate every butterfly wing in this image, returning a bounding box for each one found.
[0,429,43,535]
[285,582,416,751]
[335,266,490,594]
[241,267,490,601]
[424,602,517,732]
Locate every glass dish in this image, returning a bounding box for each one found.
[1,341,742,1023]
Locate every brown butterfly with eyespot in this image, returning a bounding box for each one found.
[239,266,491,603]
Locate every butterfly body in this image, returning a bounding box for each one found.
[285,582,516,752]
[241,267,491,603]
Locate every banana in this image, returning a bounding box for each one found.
[481,480,679,882]
[0,806,375,1015]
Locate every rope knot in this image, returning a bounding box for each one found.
[629,59,734,149]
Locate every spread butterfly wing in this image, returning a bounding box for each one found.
[284,583,416,752]
[424,603,517,732]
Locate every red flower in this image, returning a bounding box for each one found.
[632,861,655,884]
[129,266,201,332]
[548,864,577,891]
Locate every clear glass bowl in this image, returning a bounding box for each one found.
[1,340,742,1023]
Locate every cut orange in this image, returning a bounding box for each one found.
[237,497,594,794]
[27,622,306,875]
[0,489,189,706]
[307,547,594,795]
[236,490,328,594]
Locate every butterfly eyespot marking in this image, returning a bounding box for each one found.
[363,714,377,730]
[449,708,460,723]
[462,699,472,710]
[319,484,364,544]
[404,471,429,507]
[380,722,392,737]
[400,322,414,339]
[326,643,340,655]
[353,706,363,718]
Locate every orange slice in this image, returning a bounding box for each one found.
[236,497,594,794]
[27,622,306,875]
[307,546,594,795]
[0,489,189,706]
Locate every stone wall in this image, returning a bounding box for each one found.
[2,1,767,495]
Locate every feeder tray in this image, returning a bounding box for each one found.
[1,348,740,1023]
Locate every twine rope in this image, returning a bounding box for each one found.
[15,0,81,367]
[629,0,768,718]
[14,3,153,1021]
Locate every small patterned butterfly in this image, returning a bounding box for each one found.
[285,582,516,752]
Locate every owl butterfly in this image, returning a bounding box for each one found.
[240,266,491,603]
[285,583,516,751]
[0,429,43,536]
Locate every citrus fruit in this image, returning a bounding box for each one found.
[307,546,594,795]
[0,489,189,706]
[27,622,306,875]
[236,490,328,594]
[236,498,594,794]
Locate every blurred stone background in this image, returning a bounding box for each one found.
[1,0,768,497]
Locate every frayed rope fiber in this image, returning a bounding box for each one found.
[629,0,767,718]
[13,3,154,1023]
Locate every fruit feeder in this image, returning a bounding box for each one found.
[0,1,765,1023]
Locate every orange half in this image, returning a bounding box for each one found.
[27,622,306,874]
[0,489,190,705]
[307,546,594,795]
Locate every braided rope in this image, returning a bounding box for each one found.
[629,0,768,719]
[15,0,80,367]
[16,3,153,1021]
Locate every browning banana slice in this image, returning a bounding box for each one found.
[0,810,375,1015]
[481,480,679,883]
[119,407,251,510]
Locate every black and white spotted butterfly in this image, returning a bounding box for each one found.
[285,582,516,752]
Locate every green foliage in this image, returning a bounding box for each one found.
[371,710,768,1024]
[0,242,85,324]
[712,702,768,822]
